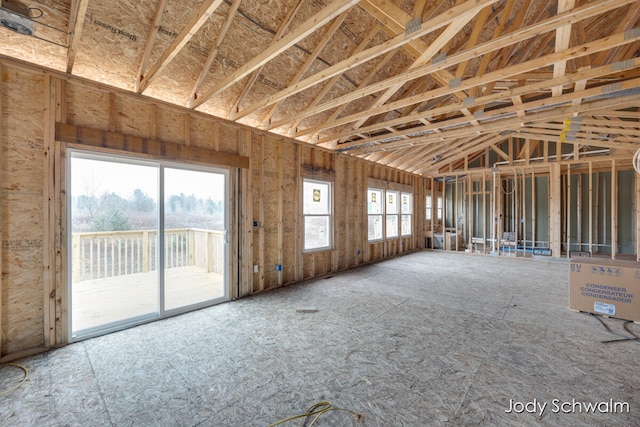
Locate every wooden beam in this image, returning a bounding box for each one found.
[193,0,360,108]
[56,123,250,169]
[336,72,640,153]
[611,159,617,259]
[185,0,242,107]
[139,0,225,93]
[66,0,90,73]
[227,0,304,119]
[550,163,562,257]
[283,22,382,133]
[551,0,576,98]
[312,33,640,145]
[134,0,168,92]
[235,0,501,119]
[403,95,640,172]
[593,4,640,65]
[349,13,477,131]
[283,0,640,137]
[260,10,349,126]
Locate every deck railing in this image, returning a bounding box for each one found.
[72,228,225,282]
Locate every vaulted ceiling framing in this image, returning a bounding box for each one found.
[1,0,638,175]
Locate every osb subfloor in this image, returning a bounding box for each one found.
[1,251,639,426]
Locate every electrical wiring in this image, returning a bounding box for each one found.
[0,363,29,397]
[268,401,364,427]
[591,313,640,344]
[633,147,640,174]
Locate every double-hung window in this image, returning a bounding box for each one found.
[303,178,332,251]
[367,188,383,241]
[367,180,413,241]
[386,191,399,238]
[401,192,412,236]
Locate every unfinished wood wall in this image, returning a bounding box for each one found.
[430,160,637,259]
[0,59,420,360]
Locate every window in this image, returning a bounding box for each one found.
[303,179,332,251]
[368,188,383,241]
[368,185,413,241]
[425,195,432,221]
[436,196,443,220]
[401,192,412,236]
[386,191,399,238]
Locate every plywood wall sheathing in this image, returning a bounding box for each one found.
[0,67,46,355]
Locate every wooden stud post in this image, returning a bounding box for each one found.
[239,129,252,295]
[259,136,265,291]
[611,159,617,259]
[43,74,57,349]
[482,171,487,251]
[54,77,68,346]
[531,169,536,251]
[567,165,571,258]
[595,171,600,254]
[277,141,284,286]
[550,163,562,257]
[589,162,596,256]
[294,144,302,281]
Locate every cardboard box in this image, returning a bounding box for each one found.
[569,258,640,322]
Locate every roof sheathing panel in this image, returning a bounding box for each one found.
[73,0,158,90]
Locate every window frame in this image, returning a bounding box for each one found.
[400,192,412,237]
[367,179,413,242]
[302,177,334,253]
[367,187,384,242]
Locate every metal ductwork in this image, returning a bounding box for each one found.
[0,0,34,36]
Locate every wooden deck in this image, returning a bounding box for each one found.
[72,266,225,332]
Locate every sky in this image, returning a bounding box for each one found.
[70,155,226,202]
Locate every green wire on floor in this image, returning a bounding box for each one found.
[268,401,364,427]
[0,363,29,397]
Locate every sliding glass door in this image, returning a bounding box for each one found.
[163,167,227,310]
[69,151,228,340]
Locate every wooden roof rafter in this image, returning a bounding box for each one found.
[226,0,305,120]
[134,0,168,92]
[138,0,226,93]
[353,94,640,161]
[234,0,501,121]
[271,0,638,141]
[66,0,90,73]
[282,21,384,135]
[186,0,243,107]
[259,9,350,127]
[550,0,576,97]
[317,40,640,150]
[191,0,360,109]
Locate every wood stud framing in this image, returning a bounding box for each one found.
[0,0,639,363]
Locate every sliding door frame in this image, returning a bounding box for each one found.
[67,149,230,342]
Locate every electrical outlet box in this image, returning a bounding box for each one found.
[253,220,259,228]
[253,264,259,273]
[275,264,282,271]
